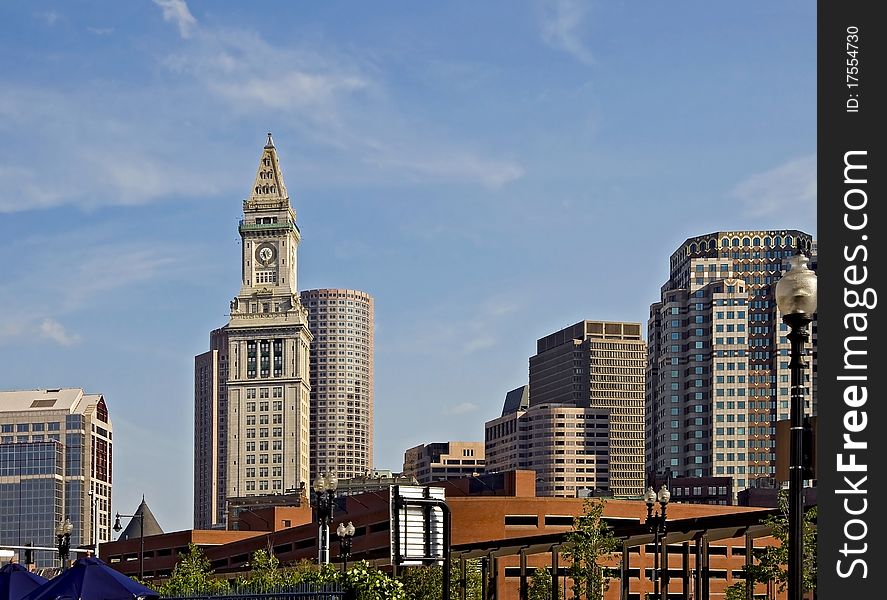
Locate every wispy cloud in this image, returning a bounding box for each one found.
[463,335,496,354]
[443,402,479,416]
[153,0,197,39]
[1,3,522,215]
[0,239,183,346]
[539,0,594,65]
[731,155,816,221]
[87,27,114,36]
[367,151,524,189]
[39,319,80,346]
[35,11,61,26]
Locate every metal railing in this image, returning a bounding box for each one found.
[162,583,344,600]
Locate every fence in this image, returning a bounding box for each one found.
[162,583,345,600]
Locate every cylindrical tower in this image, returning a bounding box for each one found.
[300,289,374,481]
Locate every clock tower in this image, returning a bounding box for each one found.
[194,134,312,528]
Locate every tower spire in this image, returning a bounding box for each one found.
[247,134,289,204]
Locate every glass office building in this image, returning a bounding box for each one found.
[0,389,113,567]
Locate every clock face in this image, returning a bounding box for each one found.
[256,245,275,264]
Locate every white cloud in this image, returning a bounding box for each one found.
[35,11,61,26]
[463,335,496,354]
[368,151,524,189]
[153,0,197,38]
[731,155,816,221]
[443,402,479,416]
[87,27,115,36]
[0,7,523,215]
[39,319,80,346]
[0,239,184,345]
[540,0,594,65]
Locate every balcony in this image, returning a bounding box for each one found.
[238,220,300,234]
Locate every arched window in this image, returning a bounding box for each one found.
[753,237,761,246]
[690,243,697,253]
[722,238,729,248]
[255,186,261,194]
[774,236,782,246]
[732,238,740,247]
[742,237,750,246]
[785,235,793,248]
[764,236,771,246]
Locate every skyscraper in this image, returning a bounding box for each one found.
[645,230,815,501]
[527,320,646,497]
[194,135,312,529]
[0,388,112,567]
[300,289,374,481]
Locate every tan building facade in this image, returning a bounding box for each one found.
[486,398,611,497]
[0,388,112,566]
[526,320,647,497]
[300,289,374,481]
[402,441,485,484]
[646,230,816,501]
[194,135,312,529]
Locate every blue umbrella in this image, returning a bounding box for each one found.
[0,563,48,600]
[22,558,158,600]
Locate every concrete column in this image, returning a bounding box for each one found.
[551,546,559,600]
[745,533,754,600]
[621,543,630,600]
[519,549,528,600]
[701,536,710,600]
[682,542,690,600]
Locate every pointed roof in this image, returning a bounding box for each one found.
[247,132,289,204]
[118,496,164,540]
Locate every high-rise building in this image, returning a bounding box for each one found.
[194,135,312,529]
[645,230,815,501]
[300,289,374,481]
[485,388,612,497]
[527,320,647,497]
[402,442,485,484]
[0,388,112,567]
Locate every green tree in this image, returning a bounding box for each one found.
[527,567,563,600]
[723,581,750,600]
[744,490,817,594]
[155,543,230,596]
[399,560,482,600]
[235,549,285,591]
[560,499,620,600]
[344,560,406,600]
[280,559,341,586]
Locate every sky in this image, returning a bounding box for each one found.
[0,1,815,533]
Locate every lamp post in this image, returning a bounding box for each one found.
[336,521,355,572]
[88,489,99,557]
[55,518,73,569]
[644,485,670,600]
[113,511,145,580]
[775,253,817,600]
[313,472,338,565]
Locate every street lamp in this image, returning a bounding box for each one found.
[775,253,817,600]
[644,485,670,600]
[336,521,355,572]
[113,512,145,581]
[313,472,338,565]
[88,489,99,557]
[55,518,74,569]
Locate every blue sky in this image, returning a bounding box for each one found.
[0,1,815,532]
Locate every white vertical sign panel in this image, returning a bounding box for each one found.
[390,485,446,566]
